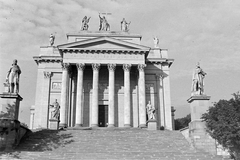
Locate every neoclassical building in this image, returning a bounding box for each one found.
[30,31,174,130]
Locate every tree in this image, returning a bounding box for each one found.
[175,114,191,130]
[202,93,240,160]
[0,103,16,119]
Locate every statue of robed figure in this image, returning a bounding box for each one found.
[191,63,207,95]
[81,16,91,31]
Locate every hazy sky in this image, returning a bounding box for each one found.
[1,0,240,126]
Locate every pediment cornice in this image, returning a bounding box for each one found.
[57,37,150,52]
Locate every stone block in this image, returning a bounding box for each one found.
[49,119,59,130]
[147,119,157,130]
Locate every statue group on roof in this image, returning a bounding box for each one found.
[79,14,131,32]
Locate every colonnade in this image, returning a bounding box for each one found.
[59,63,147,128]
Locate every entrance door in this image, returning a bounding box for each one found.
[98,105,108,127]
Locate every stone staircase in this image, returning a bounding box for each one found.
[0,128,229,160]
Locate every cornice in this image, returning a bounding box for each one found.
[59,48,149,55]
[146,58,174,67]
[33,56,62,65]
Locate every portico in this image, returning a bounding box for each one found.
[31,31,174,130]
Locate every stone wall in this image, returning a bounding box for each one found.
[0,118,31,151]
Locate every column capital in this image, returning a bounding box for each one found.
[44,71,52,79]
[137,64,146,71]
[92,63,100,71]
[123,64,132,71]
[76,63,85,71]
[108,63,116,71]
[155,74,164,80]
[61,63,70,70]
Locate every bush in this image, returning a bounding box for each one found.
[202,93,240,160]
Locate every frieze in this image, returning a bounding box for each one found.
[64,53,143,60]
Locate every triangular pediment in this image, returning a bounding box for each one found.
[58,37,150,50]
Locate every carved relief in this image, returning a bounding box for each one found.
[52,82,61,90]
[92,63,101,71]
[76,63,85,70]
[108,63,116,71]
[123,64,131,71]
[137,64,146,71]
[44,71,52,79]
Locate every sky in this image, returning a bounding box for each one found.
[1,0,240,126]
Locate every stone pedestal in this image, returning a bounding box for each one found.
[49,119,59,130]
[0,93,23,120]
[187,95,211,121]
[187,95,216,154]
[147,119,157,130]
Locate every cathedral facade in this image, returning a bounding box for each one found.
[30,30,174,130]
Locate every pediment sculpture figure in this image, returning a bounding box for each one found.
[99,13,110,31]
[81,16,91,31]
[153,36,159,48]
[49,34,55,46]
[121,18,131,32]
[191,62,207,95]
[6,59,21,94]
[146,101,156,120]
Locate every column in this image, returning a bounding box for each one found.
[59,63,70,128]
[123,64,131,127]
[91,63,100,127]
[108,64,116,127]
[75,63,85,127]
[138,64,147,128]
[156,74,165,128]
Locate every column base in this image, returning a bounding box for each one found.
[91,124,99,127]
[139,124,147,128]
[124,124,131,127]
[74,124,83,128]
[108,124,115,128]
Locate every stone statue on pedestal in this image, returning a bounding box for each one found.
[50,99,60,120]
[191,62,207,95]
[6,59,21,94]
[81,16,91,31]
[146,101,155,120]
[121,18,131,32]
[49,34,55,46]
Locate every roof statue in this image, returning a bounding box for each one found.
[81,16,91,31]
[121,18,131,32]
[49,34,55,46]
[5,59,21,94]
[153,37,159,48]
[99,13,110,31]
[191,62,207,96]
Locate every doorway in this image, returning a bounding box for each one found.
[98,105,108,127]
